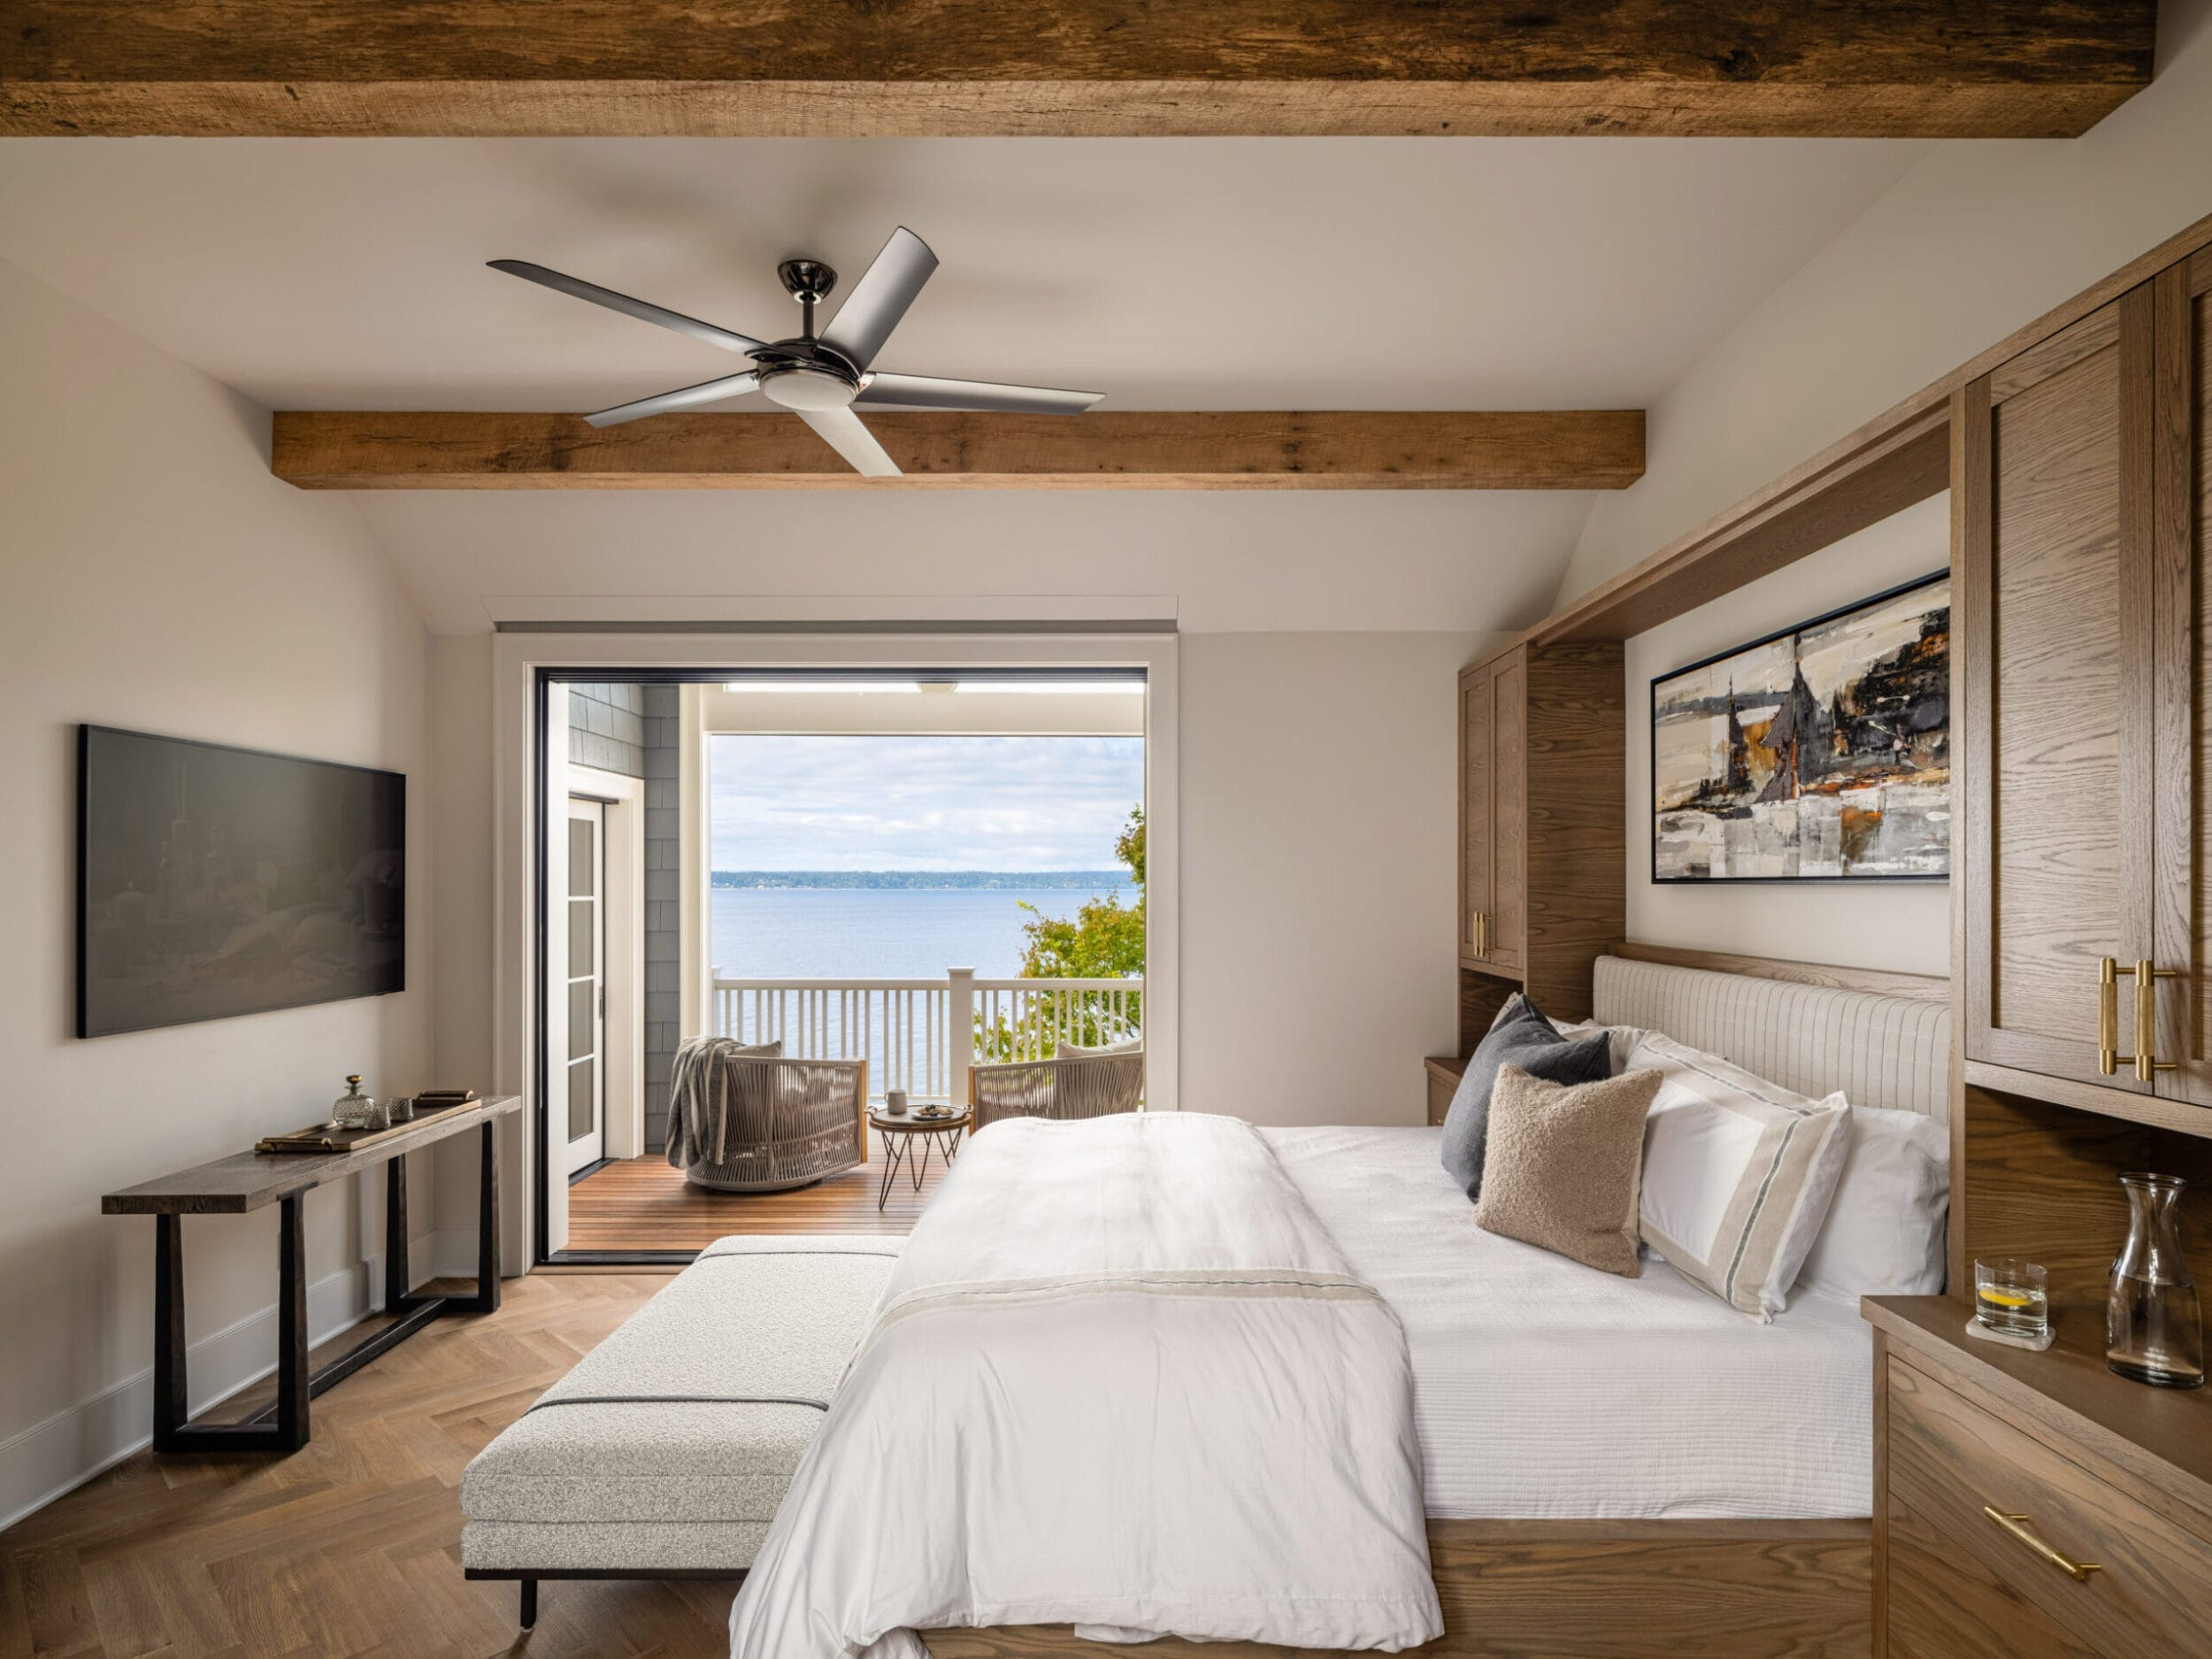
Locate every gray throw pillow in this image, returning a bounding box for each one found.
[1440,994,1613,1201]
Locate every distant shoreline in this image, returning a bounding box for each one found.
[713,870,1129,892]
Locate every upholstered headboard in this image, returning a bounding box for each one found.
[1591,955,1951,1122]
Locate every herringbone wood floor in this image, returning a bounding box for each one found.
[0,1272,736,1659]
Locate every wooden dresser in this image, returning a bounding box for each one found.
[1865,1297,2212,1659]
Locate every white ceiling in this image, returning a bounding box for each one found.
[0,135,1936,636]
[0,137,1927,412]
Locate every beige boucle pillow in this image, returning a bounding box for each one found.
[1472,1064,1662,1278]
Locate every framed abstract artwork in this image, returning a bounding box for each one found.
[1651,572,1949,883]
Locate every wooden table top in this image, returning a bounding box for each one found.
[103,1094,520,1216]
[870,1108,970,1133]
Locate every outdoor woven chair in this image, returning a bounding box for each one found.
[665,1035,868,1192]
[967,1049,1145,1129]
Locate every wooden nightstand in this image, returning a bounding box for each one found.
[1425,1055,1468,1125]
[1863,1295,2212,1659]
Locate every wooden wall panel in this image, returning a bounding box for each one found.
[1489,656,1528,975]
[1521,643,1627,1024]
[1958,1083,2212,1307]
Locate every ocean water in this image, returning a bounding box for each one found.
[710,885,1134,980]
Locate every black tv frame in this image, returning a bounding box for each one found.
[76,723,406,1038]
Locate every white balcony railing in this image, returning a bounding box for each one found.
[710,967,1142,1105]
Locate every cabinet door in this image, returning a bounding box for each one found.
[1460,666,1494,965]
[1962,288,2157,1091]
[1488,654,1527,973]
[2155,250,2212,1104]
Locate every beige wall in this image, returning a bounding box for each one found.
[1180,632,1494,1125]
[0,258,437,1526]
[1625,496,1951,977]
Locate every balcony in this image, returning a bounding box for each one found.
[710,968,1144,1105]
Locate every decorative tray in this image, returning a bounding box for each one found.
[255,1095,472,1156]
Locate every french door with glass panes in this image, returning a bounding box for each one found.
[564,798,607,1172]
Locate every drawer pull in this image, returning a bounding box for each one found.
[1983,1506,2103,1582]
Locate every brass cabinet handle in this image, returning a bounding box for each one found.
[2101,958,2179,1079]
[2100,957,2121,1075]
[1471,910,1486,956]
[1982,1507,2103,1582]
[2133,958,2178,1081]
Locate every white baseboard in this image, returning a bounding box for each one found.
[426,1225,488,1281]
[0,1232,448,1533]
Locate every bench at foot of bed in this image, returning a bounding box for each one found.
[457,1235,900,1627]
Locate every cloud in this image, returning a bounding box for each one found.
[710,734,1144,871]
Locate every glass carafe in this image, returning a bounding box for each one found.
[2106,1172,2204,1390]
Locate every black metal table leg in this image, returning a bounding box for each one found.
[274,1194,310,1450]
[151,1203,310,1454]
[385,1156,411,1313]
[519,1579,538,1630]
[153,1214,188,1452]
[877,1132,910,1210]
[471,1117,503,1313]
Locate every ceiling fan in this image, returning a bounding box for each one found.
[489,227,1104,478]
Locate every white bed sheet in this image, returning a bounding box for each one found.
[1263,1124,1871,1520]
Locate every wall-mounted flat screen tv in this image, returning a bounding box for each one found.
[77,725,405,1038]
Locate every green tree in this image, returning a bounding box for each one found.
[978,807,1144,1059]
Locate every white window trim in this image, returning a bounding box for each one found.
[490,630,1179,1271]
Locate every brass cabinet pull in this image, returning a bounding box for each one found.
[1470,909,1484,956]
[2132,958,2178,1080]
[2101,958,2179,1079]
[2100,957,2121,1075]
[1982,1507,2103,1582]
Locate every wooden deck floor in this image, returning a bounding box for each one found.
[565,1126,955,1251]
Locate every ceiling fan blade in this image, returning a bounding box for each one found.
[856,372,1105,416]
[818,227,937,373]
[488,259,766,356]
[796,406,901,478]
[585,370,762,427]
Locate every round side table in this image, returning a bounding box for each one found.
[869,1108,972,1210]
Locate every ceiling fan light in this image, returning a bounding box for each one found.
[759,365,860,412]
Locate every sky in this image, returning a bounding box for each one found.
[710,734,1145,871]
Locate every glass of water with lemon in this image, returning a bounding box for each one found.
[1974,1258,2049,1340]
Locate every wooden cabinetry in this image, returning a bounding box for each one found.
[1454,641,1624,1043]
[1459,651,1524,973]
[1868,1298,2212,1659]
[1960,251,2212,1121]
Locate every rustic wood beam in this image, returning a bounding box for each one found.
[268,411,1646,491]
[3,4,2154,139]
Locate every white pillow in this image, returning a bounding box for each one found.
[1556,1020,1645,1074]
[1628,1031,1854,1323]
[1794,1105,1949,1301]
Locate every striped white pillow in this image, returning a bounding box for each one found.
[1629,1031,1854,1323]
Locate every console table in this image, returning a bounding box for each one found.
[102,1094,519,1455]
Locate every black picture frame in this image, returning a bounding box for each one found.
[1649,571,1950,886]
[76,724,406,1037]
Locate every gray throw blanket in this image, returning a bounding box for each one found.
[664,1035,782,1171]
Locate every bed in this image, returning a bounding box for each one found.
[737,952,1950,1659]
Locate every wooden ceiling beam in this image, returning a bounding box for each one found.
[3,4,2154,139]
[268,410,1646,491]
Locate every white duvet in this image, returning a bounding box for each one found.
[727,1111,1443,1658]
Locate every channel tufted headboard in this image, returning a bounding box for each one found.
[1591,954,1951,1122]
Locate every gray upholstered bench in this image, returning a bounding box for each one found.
[460,1234,901,1627]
